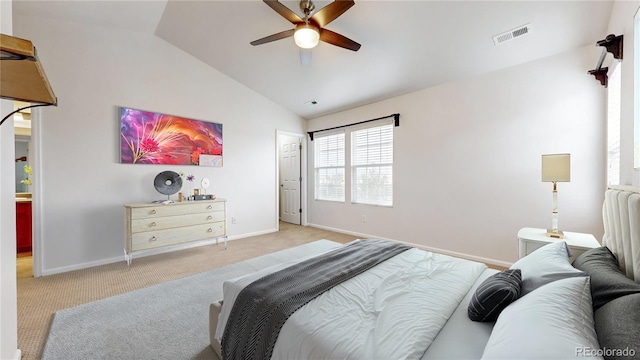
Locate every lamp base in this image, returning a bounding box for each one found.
[546,229,565,239]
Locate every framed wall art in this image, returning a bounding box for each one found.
[120,107,223,166]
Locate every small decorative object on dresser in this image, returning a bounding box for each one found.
[123,199,227,265]
[201,177,210,194]
[153,170,182,203]
[517,227,600,262]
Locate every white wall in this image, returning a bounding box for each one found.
[1,2,21,360]
[13,14,305,274]
[608,1,640,186]
[307,45,606,265]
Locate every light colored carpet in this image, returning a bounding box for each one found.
[42,239,343,360]
[18,222,358,360]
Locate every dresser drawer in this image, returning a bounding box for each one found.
[130,211,224,233]
[130,221,226,251]
[129,201,225,219]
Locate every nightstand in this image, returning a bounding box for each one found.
[517,227,601,262]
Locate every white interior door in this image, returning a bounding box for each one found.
[279,134,301,224]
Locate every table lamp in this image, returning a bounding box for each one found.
[542,153,570,238]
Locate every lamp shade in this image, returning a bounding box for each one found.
[294,24,320,49]
[542,153,570,182]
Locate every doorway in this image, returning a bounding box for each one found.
[277,131,304,225]
[14,102,34,278]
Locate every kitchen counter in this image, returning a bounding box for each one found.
[16,193,32,203]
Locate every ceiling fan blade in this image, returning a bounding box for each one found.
[300,49,312,65]
[250,29,295,46]
[263,0,303,24]
[310,0,355,28]
[319,28,361,51]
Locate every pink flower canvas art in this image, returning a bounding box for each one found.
[120,107,223,166]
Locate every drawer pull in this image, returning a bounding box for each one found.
[207,215,213,220]
[207,205,213,210]
[149,236,157,242]
[207,228,213,233]
[150,209,157,215]
[149,222,157,227]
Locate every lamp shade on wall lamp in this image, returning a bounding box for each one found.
[294,24,320,49]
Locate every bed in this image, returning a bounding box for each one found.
[209,186,640,360]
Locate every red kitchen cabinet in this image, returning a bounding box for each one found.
[16,201,32,253]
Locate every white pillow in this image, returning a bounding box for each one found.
[510,240,586,295]
[481,276,603,359]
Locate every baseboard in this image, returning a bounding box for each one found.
[41,255,129,276]
[227,228,278,241]
[306,223,513,269]
[12,349,22,360]
[40,228,278,276]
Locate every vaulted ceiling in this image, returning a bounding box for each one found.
[13,0,614,119]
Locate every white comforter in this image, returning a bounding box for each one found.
[217,245,486,360]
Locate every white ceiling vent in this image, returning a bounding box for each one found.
[492,23,532,46]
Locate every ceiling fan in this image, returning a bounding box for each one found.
[251,0,361,52]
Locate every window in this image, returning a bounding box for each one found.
[313,118,396,205]
[314,132,345,201]
[607,63,621,186]
[635,9,640,169]
[351,122,393,206]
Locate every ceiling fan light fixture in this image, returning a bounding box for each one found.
[294,24,320,49]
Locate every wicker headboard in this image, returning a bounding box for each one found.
[603,186,640,281]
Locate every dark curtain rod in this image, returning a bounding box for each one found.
[307,113,400,141]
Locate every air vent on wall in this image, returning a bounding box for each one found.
[493,23,532,46]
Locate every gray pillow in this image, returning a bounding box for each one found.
[594,294,640,360]
[572,246,640,309]
[468,269,521,322]
[510,241,586,296]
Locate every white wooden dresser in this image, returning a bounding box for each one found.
[124,199,227,265]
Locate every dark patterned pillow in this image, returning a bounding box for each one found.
[468,269,522,322]
[572,246,640,309]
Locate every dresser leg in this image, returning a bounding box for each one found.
[215,236,228,249]
[124,249,132,266]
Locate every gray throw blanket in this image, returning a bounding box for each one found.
[221,239,412,360]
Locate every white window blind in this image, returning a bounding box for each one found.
[351,122,393,206]
[607,63,621,186]
[314,132,345,201]
[635,12,640,169]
